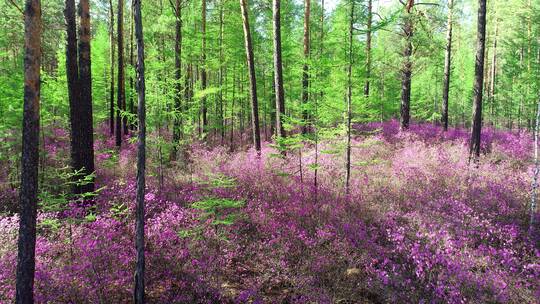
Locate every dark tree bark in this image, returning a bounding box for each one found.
[364,0,372,98]
[129,0,135,130]
[65,0,82,193]
[77,0,95,193]
[172,0,182,160]
[15,0,41,302]
[240,0,261,151]
[201,0,208,133]
[345,0,353,194]
[470,0,487,158]
[301,0,310,134]
[400,0,414,130]
[116,0,125,146]
[219,0,225,143]
[441,0,454,131]
[109,0,115,136]
[133,0,146,302]
[273,0,286,139]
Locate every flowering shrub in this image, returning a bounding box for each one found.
[0,121,538,303]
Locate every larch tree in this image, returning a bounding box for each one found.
[172,0,183,160]
[273,0,286,139]
[364,0,372,97]
[441,0,454,131]
[133,0,146,301]
[109,0,115,136]
[77,0,95,194]
[302,0,310,134]
[470,0,487,159]
[400,0,414,130]
[201,0,208,134]
[240,0,261,151]
[116,0,125,147]
[345,0,354,193]
[15,0,41,302]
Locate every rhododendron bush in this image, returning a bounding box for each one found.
[0,121,539,303]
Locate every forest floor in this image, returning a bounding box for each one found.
[0,120,539,303]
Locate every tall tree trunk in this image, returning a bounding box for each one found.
[240,0,261,151]
[301,0,310,134]
[109,0,115,136]
[530,94,540,243]
[488,20,498,125]
[219,1,225,143]
[16,0,41,302]
[201,0,208,134]
[133,0,146,302]
[116,0,124,146]
[65,0,83,194]
[77,0,95,193]
[129,0,135,130]
[345,0,353,194]
[273,0,286,139]
[172,0,182,160]
[441,0,453,131]
[400,1,414,130]
[364,0,372,98]
[230,66,236,152]
[470,0,487,159]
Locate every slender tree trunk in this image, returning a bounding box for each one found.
[301,0,310,134]
[172,0,182,160]
[129,0,135,130]
[116,0,124,146]
[488,20,498,125]
[345,0,353,194]
[133,0,146,302]
[441,0,453,131]
[364,0,372,98]
[400,1,414,130]
[77,0,95,193]
[240,0,261,151]
[219,1,225,143]
[109,0,115,136]
[16,0,41,302]
[470,0,487,159]
[530,94,540,242]
[273,0,286,139]
[201,0,208,134]
[230,66,236,152]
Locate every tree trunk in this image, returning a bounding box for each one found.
[441,0,453,131]
[530,94,540,243]
[109,0,115,136]
[116,0,124,146]
[172,0,182,160]
[240,0,261,151]
[201,0,208,134]
[129,0,135,130]
[400,1,414,130]
[219,1,225,143]
[470,0,487,159]
[16,0,41,302]
[133,0,146,302]
[77,0,95,193]
[65,0,83,194]
[273,0,286,139]
[488,20,498,125]
[301,0,310,134]
[364,0,372,98]
[345,0,353,194]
